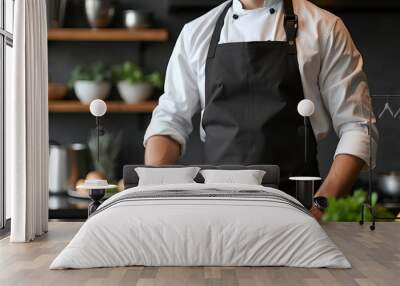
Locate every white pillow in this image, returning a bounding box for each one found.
[200,169,266,185]
[135,167,201,186]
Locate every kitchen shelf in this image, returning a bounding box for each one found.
[48,28,169,42]
[48,100,157,113]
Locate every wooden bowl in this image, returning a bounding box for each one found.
[48,83,68,101]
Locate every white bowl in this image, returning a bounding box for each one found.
[74,81,111,104]
[117,81,152,104]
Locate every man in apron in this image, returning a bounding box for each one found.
[143,0,378,220]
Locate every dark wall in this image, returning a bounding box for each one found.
[49,0,400,181]
[49,0,205,181]
[321,10,400,177]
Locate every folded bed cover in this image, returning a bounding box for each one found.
[50,183,351,269]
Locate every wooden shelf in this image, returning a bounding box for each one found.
[48,100,157,113]
[48,28,168,42]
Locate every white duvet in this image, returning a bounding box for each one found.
[50,183,351,269]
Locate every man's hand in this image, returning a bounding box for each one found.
[310,154,365,222]
[310,206,323,221]
[315,154,365,199]
[145,135,180,165]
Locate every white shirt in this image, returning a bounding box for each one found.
[144,0,378,168]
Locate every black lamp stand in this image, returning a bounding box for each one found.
[292,116,320,208]
[359,95,400,229]
[88,188,106,216]
[88,116,106,217]
[359,108,377,230]
[304,117,308,166]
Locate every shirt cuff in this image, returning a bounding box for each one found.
[143,122,187,156]
[334,130,377,170]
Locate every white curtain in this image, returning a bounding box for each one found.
[7,0,49,242]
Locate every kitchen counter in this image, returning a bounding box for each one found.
[0,222,399,286]
[49,193,89,220]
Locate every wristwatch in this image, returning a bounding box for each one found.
[313,196,329,211]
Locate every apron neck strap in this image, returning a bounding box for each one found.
[283,0,298,54]
[207,2,232,59]
[207,0,298,59]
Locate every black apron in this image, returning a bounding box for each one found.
[202,0,320,196]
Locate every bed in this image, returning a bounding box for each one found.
[50,165,350,269]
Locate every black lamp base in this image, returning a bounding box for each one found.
[88,188,105,216]
[290,177,322,209]
[295,180,315,209]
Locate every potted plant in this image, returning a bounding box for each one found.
[112,61,163,104]
[69,62,112,104]
[322,189,393,222]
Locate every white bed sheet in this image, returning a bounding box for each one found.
[50,183,351,269]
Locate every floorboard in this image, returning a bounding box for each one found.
[0,222,399,286]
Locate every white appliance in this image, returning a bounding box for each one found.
[48,144,68,193]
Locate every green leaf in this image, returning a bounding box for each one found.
[112,61,164,88]
[146,72,164,89]
[69,62,111,85]
[322,189,393,222]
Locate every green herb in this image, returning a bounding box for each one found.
[112,61,163,88]
[69,62,112,87]
[322,189,393,222]
[145,72,163,89]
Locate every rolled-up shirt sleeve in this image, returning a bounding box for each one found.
[319,18,378,169]
[143,24,200,155]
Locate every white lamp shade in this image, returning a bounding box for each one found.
[297,99,315,117]
[77,179,116,190]
[90,99,107,117]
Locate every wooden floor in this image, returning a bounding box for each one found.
[0,222,399,286]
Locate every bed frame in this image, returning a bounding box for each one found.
[123,165,280,189]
